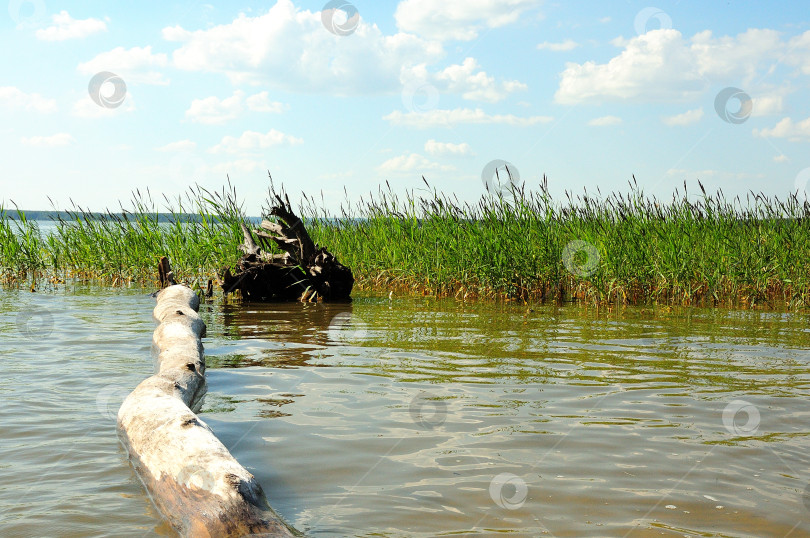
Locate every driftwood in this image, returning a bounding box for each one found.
[221,193,353,302]
[117,284,297,537]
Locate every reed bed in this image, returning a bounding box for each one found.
[0,183,246,291]
[303,177,810,307]
[2,177,809,307]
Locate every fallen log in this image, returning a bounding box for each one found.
[221,193,353,302]
[117,284,297,537]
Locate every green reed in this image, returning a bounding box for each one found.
[304,177,810,307]
[2,177,809,306]
[0,182,247,288]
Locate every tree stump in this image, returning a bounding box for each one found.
[221,193,353,302]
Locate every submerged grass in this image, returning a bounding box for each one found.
[2,176,809,307]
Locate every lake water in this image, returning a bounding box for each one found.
[1,285,809,536]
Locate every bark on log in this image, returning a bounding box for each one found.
[117,284,297,537]
[221,194,353,302]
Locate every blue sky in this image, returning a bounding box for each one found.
[2,0,809,215]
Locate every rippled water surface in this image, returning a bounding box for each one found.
[1,286,809,537]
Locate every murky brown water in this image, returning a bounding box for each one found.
[1,287,809,536]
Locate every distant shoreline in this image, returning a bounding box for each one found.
[2,209,262,224]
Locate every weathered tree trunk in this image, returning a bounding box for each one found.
[117,284,297,537]
[221,193,353,302]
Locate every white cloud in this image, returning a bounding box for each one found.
[185,90,286,124]
[78,46,169,85]
[384,107,553,128]
[209,129,303,154]
[753,116,810,141]
[71,95,135,117]
[186,93,242,124]
[245,91,286,113]
[35,10,106,41]
[377,153,455,173]
[20,133,75,146]
[537,39,578,52]
[395,0,542,41]
[662,108,704,126]
[163,1,524,101]
[429,57,526,102]
[588,115,622,126]
[0,87,57,113]
[785,30,810,74]
[555,28,785,104]
[157,140,197,152]
[424,140,474,156]
[165,0,443,95]
[750,95,784,116]
[773,154,788,163]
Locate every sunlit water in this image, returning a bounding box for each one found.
[1,285,809,536]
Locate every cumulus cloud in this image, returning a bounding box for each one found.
[156,140,197,152]
[162,1,525,101]
[395,0,542,41]
[185,90,286,124]
[384,107,553,128]
[20,133,75,146]
[0,87,57,113]
[537,39,578,51]
[785,30,810,74]
[71,95,136,117]
[209,129,303,154]
[77,46,169,85]
[377,153,455,174]
[164,0,442,95]
[555,28,785,104]
[424,140,474,156]
[588,115,622,126]
[245,92,286,113]
[753,116,810,141]
[36,10,106,41]
[750,94,784,116]
[662,108,703,126]
[428,57,526,102]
